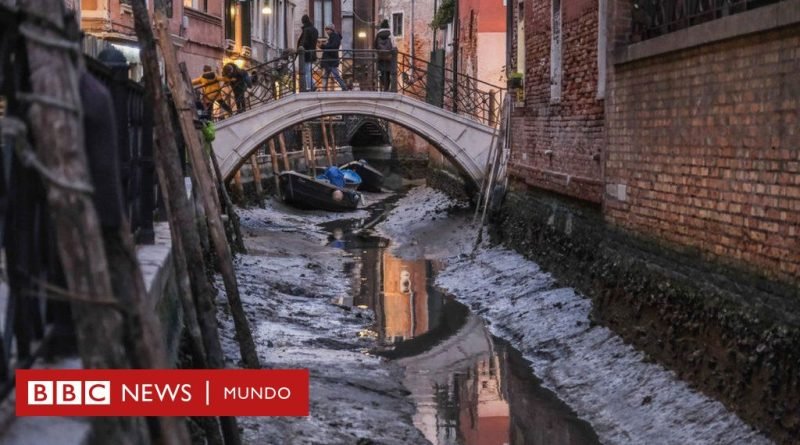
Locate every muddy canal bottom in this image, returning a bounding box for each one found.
[320,211,600,445]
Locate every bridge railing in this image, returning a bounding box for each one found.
[196,50,504,127]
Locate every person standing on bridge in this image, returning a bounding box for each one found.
[374,20,394,92]
[223,62,252,114]
[320,24,348,91]
[297,14,319,92]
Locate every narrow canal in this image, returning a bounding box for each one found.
[319,197,601,445]
[223,184,770,444]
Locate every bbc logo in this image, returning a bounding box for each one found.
[28,381,111,405]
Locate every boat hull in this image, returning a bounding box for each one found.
[279,171,361,212]
[341,161,384,192]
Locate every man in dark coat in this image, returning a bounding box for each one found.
[374,19,394,91]
[320,24,348,91]
[297,14,319,91]
[223,62,250,113]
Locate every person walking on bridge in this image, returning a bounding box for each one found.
[320,24,348,91]
[297,14,319,92]
[374,20,394,92]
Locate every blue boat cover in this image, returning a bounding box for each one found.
[342,169,362,185]
[323,166,346,187]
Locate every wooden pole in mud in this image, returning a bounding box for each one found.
[250,152,264,202]
[130,1,235,444]
[150,0,260,370]
[233,170,245,203]
[17,1,182,443]
[328,117,337,161]
[278,133,291,171]
[321,118,333,166]
[207,142,246,254]
[268,140,281,192]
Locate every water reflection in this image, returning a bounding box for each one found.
[327,229,599,445]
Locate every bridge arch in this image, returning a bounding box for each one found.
[212,92,496,187]
[347,117,390,146]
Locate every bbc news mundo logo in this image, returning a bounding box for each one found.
[16,369,309,417]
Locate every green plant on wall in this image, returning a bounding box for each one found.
[431,0,455,29]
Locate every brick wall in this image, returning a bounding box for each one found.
[605,25,800,284]
[509,0,605,203]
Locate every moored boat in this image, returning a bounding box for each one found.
[279,171,361,212]
[340,160,384,192]
[314,166,362,190]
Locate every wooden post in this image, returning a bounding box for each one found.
[131,1,242,443]
[250,152,264,202]
[232,170,245,204]
[278,133,291,171]
[17,1,191,444]
[207,141,246,254]
[268,139,281,192]
[320,118,333,166]
[328,117,337,163]
[150,0,260,370]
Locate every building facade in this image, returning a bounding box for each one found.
[80,0,227,77]
[507,0,604,202]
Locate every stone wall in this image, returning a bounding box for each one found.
[492,183,800,444]
[508,0,604,203]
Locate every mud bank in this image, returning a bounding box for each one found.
[214,197,429,445]
[378,187,772,445]
[491,187,799,444]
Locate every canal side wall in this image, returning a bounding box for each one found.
[491,182,800,444]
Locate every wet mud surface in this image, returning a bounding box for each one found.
[214,186,772,445]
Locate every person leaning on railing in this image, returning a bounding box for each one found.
[192,65,233,116]
[223,63,252,114]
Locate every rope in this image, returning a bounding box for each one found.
[18,23,81,54]
[16,92,80,114]
[25,275,125,309]
[1,117,94,194]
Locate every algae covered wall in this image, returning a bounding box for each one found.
[491,183,800,445]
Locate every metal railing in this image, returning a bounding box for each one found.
[87,57,157,245]
[196,49,504,127]
[630,0,785,42]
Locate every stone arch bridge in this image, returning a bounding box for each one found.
[206,51,504,187]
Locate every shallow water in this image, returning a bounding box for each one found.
[320,202,600,445]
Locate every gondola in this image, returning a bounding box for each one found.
[279,171,361,212]
[340,160,384,192]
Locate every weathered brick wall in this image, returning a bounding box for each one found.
[508,0,604,203]
[605,25,800,284]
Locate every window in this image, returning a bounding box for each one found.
[314,0,333,33]
[550,0,562,102]
[392,12,403,36]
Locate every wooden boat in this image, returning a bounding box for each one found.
[340,160,384,192]
[279,171,361,211]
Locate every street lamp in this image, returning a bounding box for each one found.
[262,5,272,14]
[357,31,367,39]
